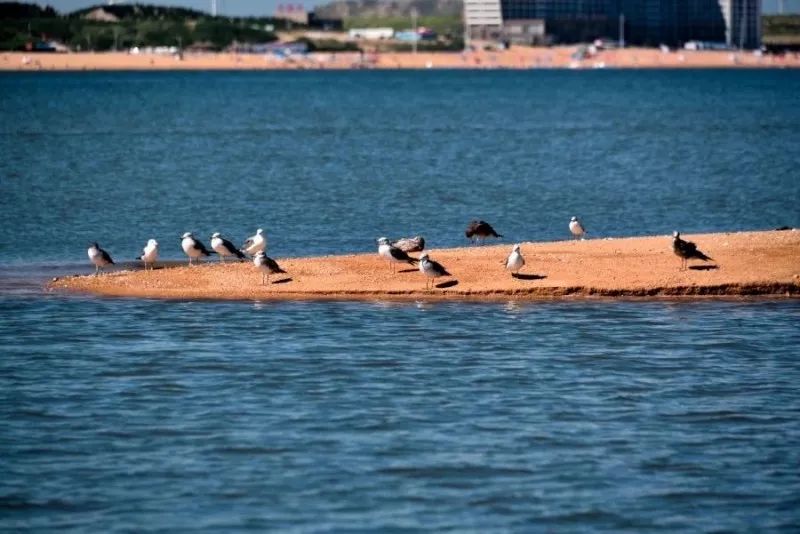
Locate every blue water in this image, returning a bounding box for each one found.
[1,70,799,531]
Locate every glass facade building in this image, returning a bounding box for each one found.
[465,0,761,48]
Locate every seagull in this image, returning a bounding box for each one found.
[242,228,267,257]
[506,244,525,276]
[181,232,214,265]
[377,237,418,273]
[211,232,246,262]
[419,252,451,289]
[672,231,713,271]
[569,216,586,240]
[391,235,425,253]
[137,239,159,270]
[465,220,502,245]
[253,251,286,285]
[87,242,114,275]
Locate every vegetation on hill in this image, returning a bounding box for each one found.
[344,14,461,35]
[762,15,800,45]
[0,2,284,51]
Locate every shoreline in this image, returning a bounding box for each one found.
[48,230,800,302]
[3,48,800,71]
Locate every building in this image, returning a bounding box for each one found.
[464,0,503,40]
[718,0,761,49]
[275,4,308,25]
[464,0,761,48]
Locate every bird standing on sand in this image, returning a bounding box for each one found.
[419,252,451,289]
[181,232,214,265]
[88,242,114,275]
[506,244,525,276]
[569,216,586,240]
[391,235,425,253]
[242,228,267,257]
[672,231,713,270]
[254,251,286,285]
[465,220,502,245]
[138,239,159,270]
[211,232,246,262]
[377,237,418,273]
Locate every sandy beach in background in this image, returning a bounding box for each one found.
[4,47,800,71]
[50,230,800,302]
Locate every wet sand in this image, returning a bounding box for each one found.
[49,230,800,302]
[3,47,799,71]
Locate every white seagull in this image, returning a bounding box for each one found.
[419,252,451,290]
[506,244,525,276]
[87,242,114,275]
[569,216,586,240]
[254,251,286,285]
[242,228,267,257]
[377,237,418,273]
[181,232,213,265]
[138,239,159,270]
[211,232,246,262]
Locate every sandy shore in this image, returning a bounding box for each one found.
[49,230,800,302]
[3,47,799,71]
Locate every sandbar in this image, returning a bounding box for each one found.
[48,230,800,302]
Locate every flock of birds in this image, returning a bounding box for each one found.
[86,217,715,289]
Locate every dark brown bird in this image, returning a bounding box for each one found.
[465,220,502,244]
[672,231,713,270]
[391,236,425,253]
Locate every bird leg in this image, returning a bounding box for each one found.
[94,265,99,276]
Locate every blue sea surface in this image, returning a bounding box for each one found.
[1,70,799,531]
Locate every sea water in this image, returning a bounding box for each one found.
[1,70,799,531]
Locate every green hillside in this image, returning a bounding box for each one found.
[0,2,284,51]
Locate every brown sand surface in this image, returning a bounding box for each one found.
[3,47,799,71]
[49,230,800,302]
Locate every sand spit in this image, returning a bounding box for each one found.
[48,230,799,302]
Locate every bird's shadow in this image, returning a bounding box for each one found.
[436,280,459,289]
[689,265,719,271]
[512,273,547,281]
[271,277,293,284]
[398,268,418,273]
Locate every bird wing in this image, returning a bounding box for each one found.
[194,240,214,255]
[389,247,417,263]
[430,259,451,276]
[686,242,712,261]
[222,238,246,258]
[392,236,425,253]
[477,221,501,237]
[100,249,114,264]
[265,256,287,273]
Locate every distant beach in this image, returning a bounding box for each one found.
[4,47,800,71]
[50,230,800,301]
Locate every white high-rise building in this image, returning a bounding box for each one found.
[464,0,503,40]
[718,0,761,49]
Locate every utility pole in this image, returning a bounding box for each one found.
[211,0,217,17]
[779,0,784,15]
[618,13,625,48]
[411,7,418,55]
